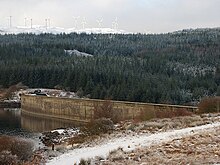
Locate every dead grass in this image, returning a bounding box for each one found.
[138,108,193,122]
[117,113,220,134]
[155,108,193,118]
[93,126,220,165]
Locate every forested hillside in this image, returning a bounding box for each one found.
[0,28,220,105]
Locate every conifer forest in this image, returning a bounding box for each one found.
[0,28,220,105]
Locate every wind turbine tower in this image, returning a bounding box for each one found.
[73,16,80,29]
[112,17,118,30]
[96,18,103,28]
[48,18,50,28]
[24,17,27,27]
[9,16,12,28]
[30,18,33,29]
[81,17,87,29]
[45,19,48,29]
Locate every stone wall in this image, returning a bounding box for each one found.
[21,95,198,122]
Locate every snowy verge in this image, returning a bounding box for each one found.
[47,122,220,165]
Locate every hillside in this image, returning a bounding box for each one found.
[47,114,220,165]
[0,28,220,104]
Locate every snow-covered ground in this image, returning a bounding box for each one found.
[64,49,93,57]
[47,122,220,165]
[14,88,77,101]
[0,26,129,35]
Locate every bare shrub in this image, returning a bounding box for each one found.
[93,100,121,123]
[68,133,88,147]
[79,158,91,165]
[23,152,46,165]
[11,138,34,160]
[0,151,18,165]
[68,118,114,146]
[0,135,34,164]
[198,97,220,114]
[85,118,114,135]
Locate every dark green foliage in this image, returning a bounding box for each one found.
[0,28,220,104]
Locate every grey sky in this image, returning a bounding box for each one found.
[0,0,220,33]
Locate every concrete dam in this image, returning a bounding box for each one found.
[21,95,198,122]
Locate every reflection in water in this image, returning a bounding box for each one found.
[0,108,22,135]
[1,108,83,135]
[0,108,42,149]
[21,111,83,133]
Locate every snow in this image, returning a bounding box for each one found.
[16,88,77,100]
[0,26,130,35]
[47,122,220,165]
[64,49,93,57]
[51,128,79,135]
[51,129,65,134]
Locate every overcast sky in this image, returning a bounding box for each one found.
[0,0,220,33]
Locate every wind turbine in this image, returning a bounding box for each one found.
[73,16,80,29]
[143,28,151,34]
[8,16,12,28]
[30,18,33,29]
[81,17,87,29]
[96,18,103,28]
[45,19,48,29]
[48,18,50,28]
[24,17,27,27]
[112,17,118,30]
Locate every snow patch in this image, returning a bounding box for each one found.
[51,129,65,134]
[64,49,93,57]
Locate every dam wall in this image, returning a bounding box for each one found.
[21,95,198,122]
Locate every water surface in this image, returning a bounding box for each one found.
[0,108,81,138]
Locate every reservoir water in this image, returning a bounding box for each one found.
[0,108,43,147]
[0,108,81,145]
[0,108,35,136]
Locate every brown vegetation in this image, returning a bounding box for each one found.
[198,96,220,114]
[0,136,34,165]
[93,100,121,123]
[139,108,193,121]
[68,118,114,147]
[155,108,193,118]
